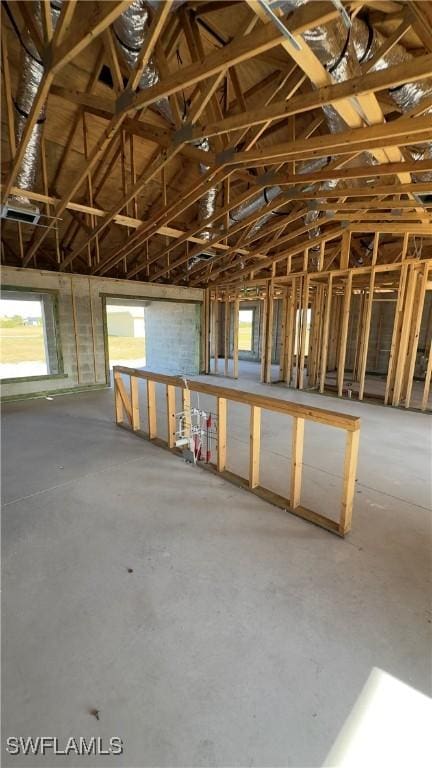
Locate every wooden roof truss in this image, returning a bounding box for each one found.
[1,0,432,285]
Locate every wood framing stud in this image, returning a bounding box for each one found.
[249,405,261,489]
[340,430,360,535]
[130,375,140,431]
[290,416,304,509]
[147,379,157,439]
[217,397,227,472]
[166,384,176,449]
[114,367,361,536]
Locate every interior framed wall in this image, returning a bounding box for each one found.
[207,258,432,410]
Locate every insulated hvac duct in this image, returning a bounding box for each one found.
[13,1,62,202]
[231,0,432,265]
[113,0,219,241]
[226,157,336,263]
[276,0,432,181]
[276,0,432,137]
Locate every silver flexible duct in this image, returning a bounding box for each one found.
[113,0,174,122]
[113,0,219,243]
[232,0,432,263]
[13,1,62,202]
[230,183,282,232]
[353,18,432,182]
[277,1,432,175]
[196,137,219,241]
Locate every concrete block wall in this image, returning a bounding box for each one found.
[41,294,60,374]
[1,267,203,400]
[145,300,201,374]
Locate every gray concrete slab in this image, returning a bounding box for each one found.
[2,367,431,767]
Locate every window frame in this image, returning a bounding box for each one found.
[0,285,65,383]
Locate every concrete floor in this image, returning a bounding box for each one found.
[2,363,431,766]
[212,357,431,410]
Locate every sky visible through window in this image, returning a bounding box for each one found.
[0,299,42,317]
[0,298,47,378]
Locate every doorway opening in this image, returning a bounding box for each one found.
[238,308,254,351]
[105,299,146,371]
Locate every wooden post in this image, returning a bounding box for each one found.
[309,285,324,388]
[214,288,219,373]
[114,372,124,424]
[203,287,210,374]
[371,231,379,265]
[340,230,351,269]
[114,371,132,424]
[260,290,268,383]
[337,270,353,397]
[392,266,417,406]
[130,375,140,431]
[328,292,341,372]
[315,286,324,382]
[147,379,157,438]
[233,297,239,379]
[224,298,230,376]
[278,289,288,382]
[385,263,408,404]
[294,276,303,388]
[358,268,376,400]
[318,239,325,271]
[166,384,176,448]
[421,338,432,411]
[404,263,428,408]
[352,292,366,383]
[319,274,333,393]
[285,279,296,385]
[217,397,227,471]
[290,416,304,509]
[298,274,310,390]
[340,429,360,535]
[265,283,274,384]
[401,231,409,261]
[249,405,261,488]
[210,292,216,373]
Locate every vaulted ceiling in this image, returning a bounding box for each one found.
[1,0,432,285]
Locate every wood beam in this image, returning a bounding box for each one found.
[22,2,171,267]
[185,52,432,142]
[121,2,340,116]
[230,116,432,166]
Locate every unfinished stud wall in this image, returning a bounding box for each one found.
[217,299,283,365]
[1,267,204,400]
[226,300,262,362]
[209,259,431,409]
[342,289,431,377]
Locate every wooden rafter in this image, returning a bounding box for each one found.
[1,0,432,296]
